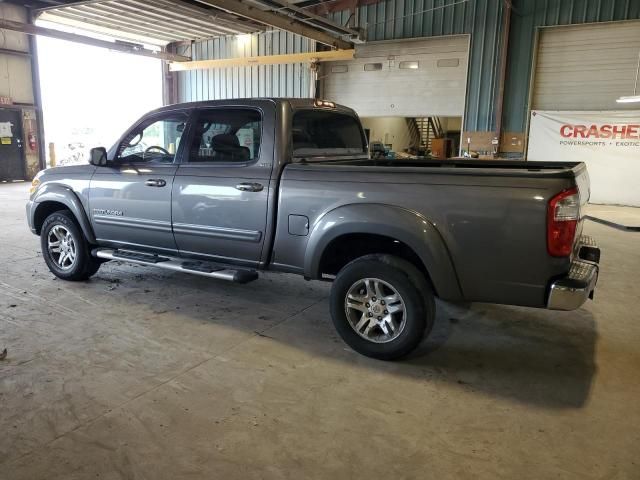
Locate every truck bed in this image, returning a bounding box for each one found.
[274,159,590,308]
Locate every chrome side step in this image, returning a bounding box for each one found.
[92,248,258,284]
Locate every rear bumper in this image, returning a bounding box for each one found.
[547,236,600,311]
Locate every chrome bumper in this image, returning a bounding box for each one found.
[547,236,600,311]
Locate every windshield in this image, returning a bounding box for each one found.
[292,109,366,157]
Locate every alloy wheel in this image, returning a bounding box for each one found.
[47,225,77,270]
[344,277,407,343]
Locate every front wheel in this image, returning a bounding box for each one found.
[40,210,101,281]
[329,254,435,360]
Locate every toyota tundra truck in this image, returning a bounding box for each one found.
[26,98,600,360]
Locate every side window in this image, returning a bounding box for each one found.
[188,109,262,163]
[118,113,188,163]
[292,110,366,157]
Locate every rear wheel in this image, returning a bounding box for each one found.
[330,254,435,360]
[41,210,101,281]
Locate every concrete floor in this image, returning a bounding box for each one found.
[1,181,639,479]
[585,204,640,230]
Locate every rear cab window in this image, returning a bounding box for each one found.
[186,108,262,163]
[292,109,367,160]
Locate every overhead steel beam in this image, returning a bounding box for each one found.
[34,0,265,34]
[101,1,247,36]
[53,3,226,41]
[44,9,180,42]
[136,0,264,34]
[34,0,125,11]
[143,0,264,33]
[169,49,355,71]
[260,0,359,36]
[38,12,175,44]
[0,18,190,61]
[193,0,352,49]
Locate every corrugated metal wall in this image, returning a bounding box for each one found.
[176,30,316,102]
[503,0,640,133]
[329,0,505,132]
[465,0,504,132]
[329,0,472,39]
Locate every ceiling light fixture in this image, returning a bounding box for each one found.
[616,95,640,103]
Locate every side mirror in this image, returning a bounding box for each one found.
[89,147,108,166]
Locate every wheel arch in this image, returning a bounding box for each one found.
[32,184,96,244]
[304,204,463,301]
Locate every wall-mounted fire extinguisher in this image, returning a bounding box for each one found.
[28,131,37,151]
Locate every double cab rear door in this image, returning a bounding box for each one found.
[89,105,274,267]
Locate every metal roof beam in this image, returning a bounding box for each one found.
[34,0,265,36]
[255,0,358,36]
[46,8,180,42]
[63,4,222,40]
[114,0,258,35]
[34,0,118,11]
[109,0,249,36]
[0,18,190,61]
[149,0,264,34]
[192,0,352,49]
[39,10,175,44]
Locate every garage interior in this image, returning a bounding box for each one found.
[1,0,640,478]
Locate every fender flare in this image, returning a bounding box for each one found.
[304,204,462,301]
[32,183,97,244]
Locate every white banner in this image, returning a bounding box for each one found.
[527,110,640,207]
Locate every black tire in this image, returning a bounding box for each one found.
[330,254,435,360]
[40,210,101,281]
[84,257,104,278]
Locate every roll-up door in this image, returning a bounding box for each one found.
[532,21,640,111]
[321,35,469,117]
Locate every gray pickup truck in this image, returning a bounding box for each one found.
[27,98,600,359]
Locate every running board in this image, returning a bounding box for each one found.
[92,248,259,284]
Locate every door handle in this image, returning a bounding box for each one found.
[235,182,264,192]
[145,179,167,187]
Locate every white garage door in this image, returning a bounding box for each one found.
[532,21,640,110]
[528,20,640,207]
[321,35,469,117]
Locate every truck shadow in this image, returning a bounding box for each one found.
[399,300,598,409]
[92,265,598,411]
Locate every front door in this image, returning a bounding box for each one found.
[172,107,271,267]
[0,109,25,181]
[89,111,190,253]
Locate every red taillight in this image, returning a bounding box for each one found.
[547,187,580,257]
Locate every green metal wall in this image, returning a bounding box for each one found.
[466,0,504,132]
[329,0,473,39]
[503,0,640,133]
[330,0,639,134]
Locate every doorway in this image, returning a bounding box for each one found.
[361,116,462,159]
[0,108,25,181]
[37,36,163,167]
